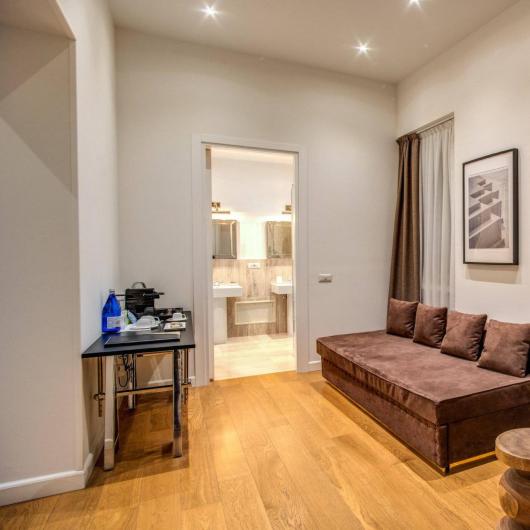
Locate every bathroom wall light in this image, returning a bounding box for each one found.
[212,201,231,214]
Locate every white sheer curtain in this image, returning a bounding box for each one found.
[419,120,454,307]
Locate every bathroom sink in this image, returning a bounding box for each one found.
[271,280,292,295]
[213,283,243,298]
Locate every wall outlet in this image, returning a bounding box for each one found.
[318,273,333,283]
[248,262,261,269]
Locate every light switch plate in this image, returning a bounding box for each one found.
[248,262,261,269]
[318,273,333,283]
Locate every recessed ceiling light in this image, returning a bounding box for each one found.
[409,0,421,5]
[355,42,370,55]
[202,5,218,17]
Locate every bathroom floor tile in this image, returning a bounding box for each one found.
[214,334,295,380]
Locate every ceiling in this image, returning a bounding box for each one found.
[109,0,518,83]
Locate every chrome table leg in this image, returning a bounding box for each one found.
[172,349,183,457]
[104,355,116,470]
[128,354,137,410]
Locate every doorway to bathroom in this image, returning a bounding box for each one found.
[210,145,296,380]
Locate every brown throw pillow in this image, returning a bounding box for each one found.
[413,303,447,348]
[387,298,418,338]
[441,311,487,361]
[477,320,530,377]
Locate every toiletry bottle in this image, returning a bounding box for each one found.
[102,289,121,333]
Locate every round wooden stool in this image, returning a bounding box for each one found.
[496,428,530,530]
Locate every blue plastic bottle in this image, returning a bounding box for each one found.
[102,289,121,333]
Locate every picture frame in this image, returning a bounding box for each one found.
[463,149,519,265]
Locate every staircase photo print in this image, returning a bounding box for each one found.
[463,149,518,264]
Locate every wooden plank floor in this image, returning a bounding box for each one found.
[0,371,505,529]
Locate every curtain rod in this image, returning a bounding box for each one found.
[408,113,454,136]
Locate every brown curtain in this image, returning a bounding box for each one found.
[389,133,421,302]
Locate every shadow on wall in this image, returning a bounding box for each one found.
[465,264,520,285]
[0,26,73,192]
[83,357,102,454]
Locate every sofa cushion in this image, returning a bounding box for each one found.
[317,330,530,425]
[413,303,447,348]
[386,298,418,338]
[478,320,530,378]
[441,311,487,361]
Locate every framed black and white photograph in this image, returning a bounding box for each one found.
[463,149,518,265]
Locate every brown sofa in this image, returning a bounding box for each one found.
[317,330,530,473]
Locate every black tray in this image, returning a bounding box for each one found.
[104,331,180,347]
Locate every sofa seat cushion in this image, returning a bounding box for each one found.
[317,331,530,425]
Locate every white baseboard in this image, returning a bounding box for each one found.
[0,469,84,507]
[0,375,194,507]
[85,428,104,486]
[0,446,101,507]
[307,359,321,371]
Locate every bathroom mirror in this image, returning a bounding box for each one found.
[212,220,238,259]
[266,221,292,258]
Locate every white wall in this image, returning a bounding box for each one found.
[57,0,119,470]
[0,24,80,504]
[116,29,397,366]
[397,0,530,322]
[58,0,119,352]
[0,0,118,505]
[212,148,294,260]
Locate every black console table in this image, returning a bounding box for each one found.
[82,311,195,470]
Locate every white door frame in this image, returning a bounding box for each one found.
[191,134,310,386]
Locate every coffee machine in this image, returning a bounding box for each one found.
[123,282,179,320]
